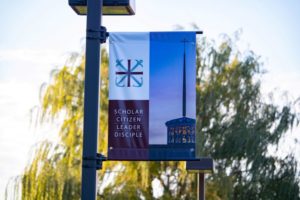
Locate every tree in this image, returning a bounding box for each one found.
[196,35,300,199]
[7,33,300,200]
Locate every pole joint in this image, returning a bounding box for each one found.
[86,26,108,43]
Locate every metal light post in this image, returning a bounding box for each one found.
[81,1,102,199]
[68,1,135,200]
[186,158,214,200]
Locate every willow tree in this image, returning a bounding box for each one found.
[8,34,300,200]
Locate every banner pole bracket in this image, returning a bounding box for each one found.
[86,26,109,43]
[96,153,107,170]
[82,153,107,170]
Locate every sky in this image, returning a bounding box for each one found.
[0,0,300,198]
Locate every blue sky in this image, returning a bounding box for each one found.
[1,0,300,198]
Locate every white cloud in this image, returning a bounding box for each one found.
[0,80,60,198]
[261,69,300,101]
[0,48,68,67]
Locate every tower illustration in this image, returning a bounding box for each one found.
[165,40,196,144]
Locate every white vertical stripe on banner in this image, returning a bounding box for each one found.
[109,32,150,100]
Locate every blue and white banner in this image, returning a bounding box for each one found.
[108,32,196,160]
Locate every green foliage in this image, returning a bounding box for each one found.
[197,35,300,199]
[7,34,300,200]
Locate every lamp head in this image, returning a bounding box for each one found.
[69,0,135,15]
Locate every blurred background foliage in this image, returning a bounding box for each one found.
[6,32,300,200]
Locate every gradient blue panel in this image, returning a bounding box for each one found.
[149,32,196,160]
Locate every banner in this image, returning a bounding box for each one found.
[108,32,196,160]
